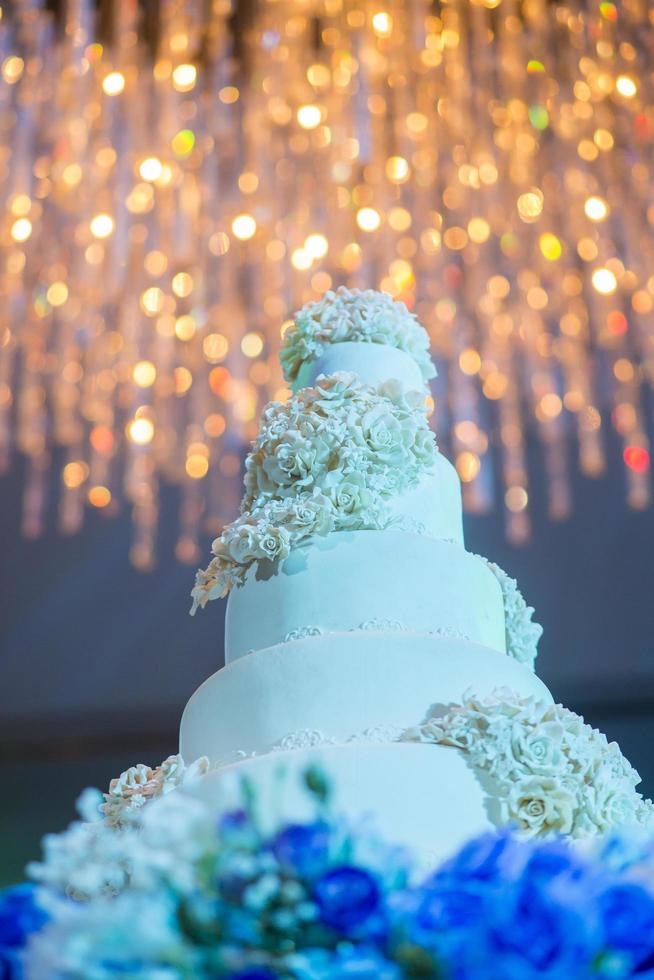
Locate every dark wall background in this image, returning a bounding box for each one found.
[1,439,654,886]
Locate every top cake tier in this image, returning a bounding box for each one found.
[280,287,435,391]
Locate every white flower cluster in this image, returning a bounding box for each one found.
[482,559,542,669]
[101,754,210,828]
[28,758,211,901]
[191,372,438,612]
[280,287,436,383]
[403,689,654,839]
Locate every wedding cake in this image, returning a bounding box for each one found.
[174,287,651,864]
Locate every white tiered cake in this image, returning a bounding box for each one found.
[179,288,652,864]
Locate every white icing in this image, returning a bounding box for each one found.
[224,531,505,662]
[180,633,551,765]
[187,742,499,866]
[294,341,425,393]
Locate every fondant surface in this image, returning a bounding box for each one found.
[225,531,505,662]
[180,633,552,765]
[293,341,425,393]
[186,742,500,867]
[385,454,464,544]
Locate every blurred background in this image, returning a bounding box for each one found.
[1,0,654,886]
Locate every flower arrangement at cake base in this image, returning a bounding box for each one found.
[4,768,654,979]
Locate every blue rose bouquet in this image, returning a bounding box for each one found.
[3,767,654,978]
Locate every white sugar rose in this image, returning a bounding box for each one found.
[358,405,407,464]
[327,477,373,526]
[411,427,438,468]
[279,495,334,537]
[509,721,566,776]
[223,522,262,564]
[584,783,642,833]
[505,776,576,836]
[262,439,316,489]
[255,525,290,562]
[312,372,361,409]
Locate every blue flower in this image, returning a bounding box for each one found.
[0,885,48,979]
[599,883,654,969]
[313,866,381,934]
[227,970,278,980]
[413,881,487,934]
[432,831,517,886]
[485,878,600,976]
[521,840,589,887]
[271,821,331,877]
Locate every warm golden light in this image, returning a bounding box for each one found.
[11,218,32,242]
[127,418,155,445]
[175,315,197,341]
[297,104,322,129]
[616,75,637,98]
[305,233,329,258]
[386,156,409,183]
[203,334,229,362]
[372,12,393,36]
[141,287,164,315]
[139,157,164,182]
[291,248,313,270]
[90,213,114,238]
[584,196,609,221]
[132,361,157,387]
[517,190,544,221]
[102,71,125,95]
[88,486,112,507]
[505,486,528,512]
[47,282,68,306]
[356,207,381,232]
[241,332,264,357]
[231,214,257,240]
[172,63,197,91]
[172,272,194,297]
[456,451,481,483]
[62,461,89,489]
[186,453,209,479]
[459,349,482,376]
[592,268,618,295]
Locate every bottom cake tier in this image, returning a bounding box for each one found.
[186,741,501,868]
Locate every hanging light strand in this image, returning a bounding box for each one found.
[0,0,652,566]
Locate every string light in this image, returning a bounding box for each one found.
[1,0,652,565]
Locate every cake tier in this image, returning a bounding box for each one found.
[180,632,552,765]
[293,341,425,393]
[225,531,504,662]
[185,742,502,868]
[385,453,463,543]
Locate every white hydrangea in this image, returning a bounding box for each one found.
[280,287,436,383]
[191,373,438,612]
[480,559,543,669]
[402,688,654,839]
